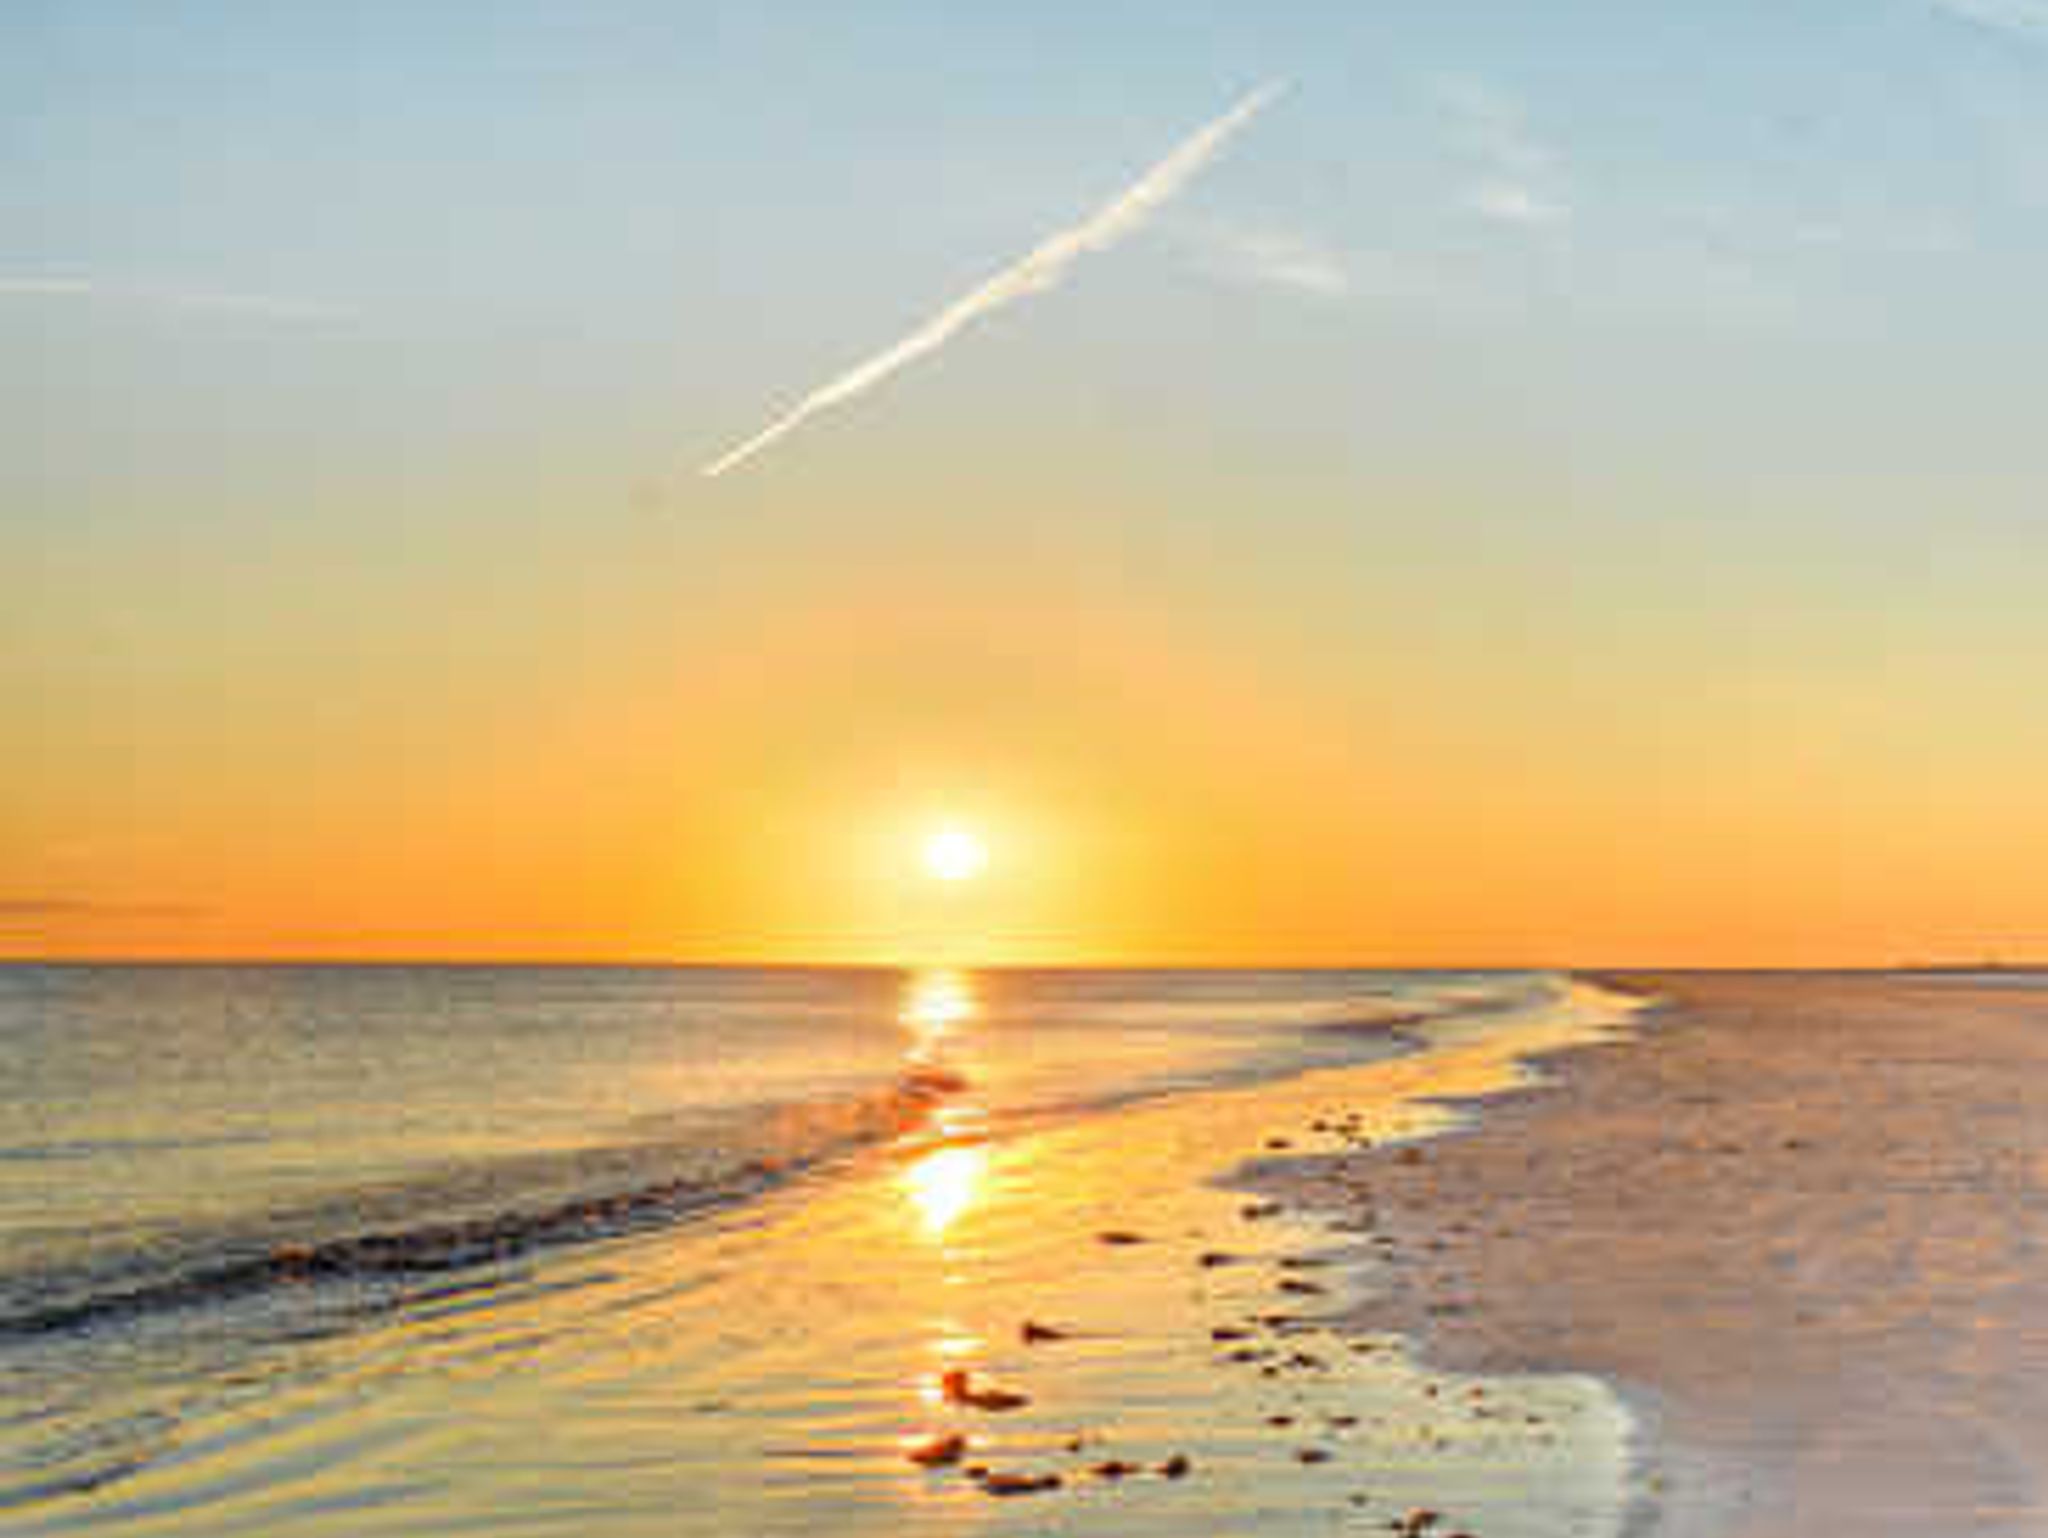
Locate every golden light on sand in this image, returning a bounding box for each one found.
[920,827,988,883]
[903,1143,986,1239]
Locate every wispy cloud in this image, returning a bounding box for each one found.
[1200,226,1352,298]
[150,288,353,322]
[0,273,353,323]
[702,82,1286,479]
[1928,0,2048,41]
[0,276,96,297]
[1433,75,1572,231]
[1435,75,1554,175]
[1181,219,1510,314]
[1466,181,1568,227]
[0,897,203,925]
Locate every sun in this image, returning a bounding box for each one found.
[921,827,988,883]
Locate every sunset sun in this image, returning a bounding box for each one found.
[921,828,988,883]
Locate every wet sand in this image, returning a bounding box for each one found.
[1257,972,2048,1536]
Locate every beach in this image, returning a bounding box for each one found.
[1256,972,2048,1536]
[10,967,2048,1535]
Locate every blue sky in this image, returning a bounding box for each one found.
[9,1,2046,510]
[8,2,2048,961]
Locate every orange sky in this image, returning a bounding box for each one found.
[12,543,2048,966]
[10,7,2048,966]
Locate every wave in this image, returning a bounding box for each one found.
[0,1067,963,1343]
[0,975,1549,1345]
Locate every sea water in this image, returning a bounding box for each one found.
[1,965,1640,1535]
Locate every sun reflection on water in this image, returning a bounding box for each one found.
[901,968,974,1066]
[902,1142,987,1240]
[896,968,991,1243]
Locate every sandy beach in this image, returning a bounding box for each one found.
[1255,972,2048,1536]
[17,969,2048,1536]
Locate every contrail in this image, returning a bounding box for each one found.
[702,82,1286,479]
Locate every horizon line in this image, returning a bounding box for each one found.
[0,953,2026,974]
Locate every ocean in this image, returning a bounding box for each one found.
[1,964,1640,1536]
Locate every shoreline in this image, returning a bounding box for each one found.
[1251,971,2048,1537]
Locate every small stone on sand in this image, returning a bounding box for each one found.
[941,1369,1030,1412]
[977,1470,1062,1497]
[906,1432,968,1467]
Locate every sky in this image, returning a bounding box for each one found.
[7,0,2048,965]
